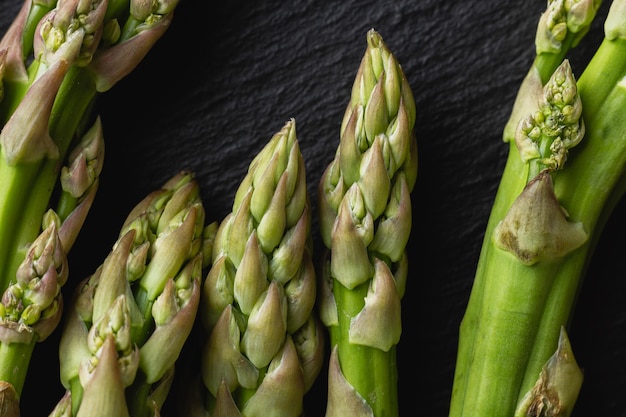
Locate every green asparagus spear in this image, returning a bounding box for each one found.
[0,0,180,409]
[197,118,325,416]
[52,171,212,417]
[449,1,626,415]
[317,28,417,417]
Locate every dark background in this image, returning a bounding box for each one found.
[2,0,626,415]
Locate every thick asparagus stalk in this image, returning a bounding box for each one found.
[52,171,212,417]
[317,29,417,417]
[449,1,626,415]
[197,119,325,416]
[0,0,180,408]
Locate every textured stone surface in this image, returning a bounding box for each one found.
[3,0,625,415]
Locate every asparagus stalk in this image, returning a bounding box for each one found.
[0,0,180,408]
[449,1,626,415]
[317,29,417,417]
[52,171,213,417]
[197,119,325,416]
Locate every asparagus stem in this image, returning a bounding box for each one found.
[521,36,626,397]
[332,281,398,416]
[0,341,35,396]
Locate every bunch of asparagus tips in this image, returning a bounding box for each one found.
[0,0,180,413]
[180,29,418,417]
[450,0,626,416]
[0,0,419,412]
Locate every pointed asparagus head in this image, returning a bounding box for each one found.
[514,59,584,180]
[0,222,67,343]
[535,0,600,54]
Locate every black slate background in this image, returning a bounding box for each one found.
[3,0,626,415]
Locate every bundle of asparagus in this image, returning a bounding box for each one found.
[317,29,417,417]
[0,0,181,412]
[50,171,212,417]
[449,0,626,415]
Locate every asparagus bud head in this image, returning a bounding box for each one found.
[54,116,104,251]
[60,116,105,200]
[200,119,322,415]
[87,5,175,92]
[339,29,415,189]
[536,0,600,54]
[515,59,584,179]
[56,172,205,416]
[34,0,108,67]
[564,0,601,33]
[81,294,139,388]
[536,0,568,54]
[0,222,67,343]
